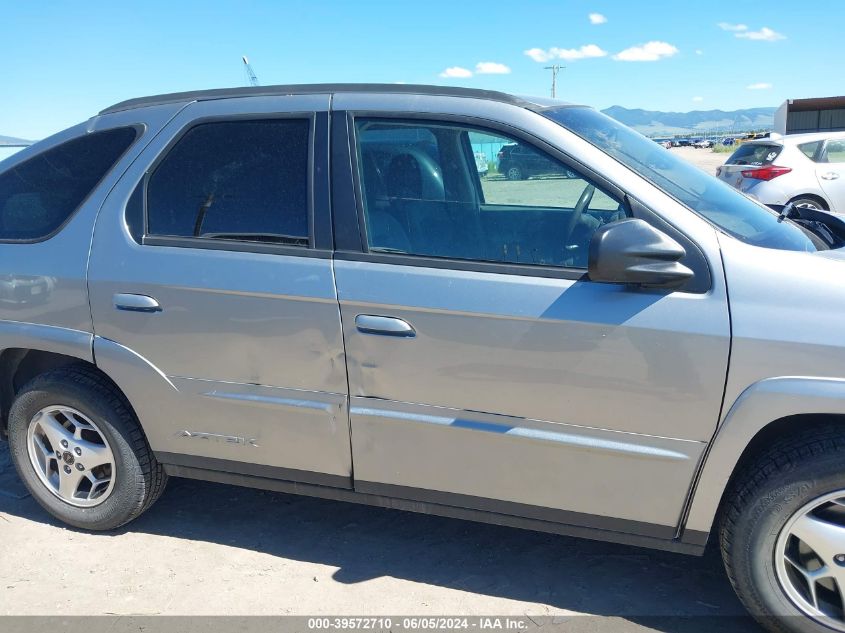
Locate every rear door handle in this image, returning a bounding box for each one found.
[355,314,416,338]
[113,293,162,313]
[821,172,840,181]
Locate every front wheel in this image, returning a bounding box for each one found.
[720,425,845,633]
[7,365,167,530]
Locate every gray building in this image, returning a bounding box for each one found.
[774,96,845,134]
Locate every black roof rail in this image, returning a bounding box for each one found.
[99,83,538,115]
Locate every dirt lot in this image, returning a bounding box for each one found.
[0,442,759,632]
[672,146,727,175]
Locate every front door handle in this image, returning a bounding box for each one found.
[821,172,840,181]
[355,314,416,338]
[113,293,162,313]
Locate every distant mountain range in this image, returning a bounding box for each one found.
[600,105,776,136]
[0,134,33,147]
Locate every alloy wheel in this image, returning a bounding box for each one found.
[775,490,845,630]
[26,405,116,508]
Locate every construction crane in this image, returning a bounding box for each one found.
[242,56,260,87]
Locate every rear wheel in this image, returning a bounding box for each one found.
[789,196,828,211]
[506,166,524,181]
[720,424,845,633]
[7,365,167,530]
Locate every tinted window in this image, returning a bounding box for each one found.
[725,143,782,166]
[0,127,137,241]
[545,107,819,253]
[355,119,626,269]
[798,141,822,160]
[147,119,309,245]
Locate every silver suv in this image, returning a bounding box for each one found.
[2,85,844,633]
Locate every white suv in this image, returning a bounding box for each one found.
[717,131,845,212]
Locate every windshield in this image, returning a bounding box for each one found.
[544,106,820,252]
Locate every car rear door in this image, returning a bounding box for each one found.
[89,95,353,488]
[817,139,845,211]
[331,95,730,539]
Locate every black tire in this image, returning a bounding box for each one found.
[7,364,167,530]
[788,196,828,211]
[720,424,845,633]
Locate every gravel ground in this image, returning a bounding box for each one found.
[0,149,758,631]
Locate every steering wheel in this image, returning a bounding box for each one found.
[563,183,595,244]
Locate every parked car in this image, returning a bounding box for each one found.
[4,84,845,633]
[721,137,736,146]
[694,139,714,149]
[497,142,576,180]
[717,131,845,212]
[474,151,488,177]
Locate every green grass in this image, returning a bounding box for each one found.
[712,143,735,154]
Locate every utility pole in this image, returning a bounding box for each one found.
[242,56,260,87]
[544,64,564,98]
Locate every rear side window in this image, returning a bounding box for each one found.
[0,127,137,241]
[823,140,845,163]
[798,141,822,160]
[726,143,782,166]
[146,119,310,246]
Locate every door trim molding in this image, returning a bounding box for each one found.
[163,462,705,555]
[157,452,352,489]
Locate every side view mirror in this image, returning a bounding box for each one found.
[588,218,694,288]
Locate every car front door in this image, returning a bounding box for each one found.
[89,95,352,488]
[817,139,845,211]
[332,101,730,539]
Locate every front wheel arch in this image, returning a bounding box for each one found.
[685,377,845,538]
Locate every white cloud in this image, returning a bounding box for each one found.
[695,49,704,55]
[524,44,607,62]
[588,13,607,24]
[718,22,748,31]
[475,61,511,74]
[735,26,785,41]
[747,82,773,90]
[692,96,704,102]
[613,41,678,62]
[439,66,473,78]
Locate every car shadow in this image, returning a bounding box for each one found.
[0,446,760,632]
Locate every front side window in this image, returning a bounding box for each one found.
[147,119,310,246]
[0,127,138,241]
[545,106,821,253]
[355,119,626,269]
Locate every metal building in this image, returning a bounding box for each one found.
[774,96,845,134]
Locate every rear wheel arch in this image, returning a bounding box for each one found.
[787,193,829,210]
[0,349,137,439]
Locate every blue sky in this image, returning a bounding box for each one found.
[1,0,841,140]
